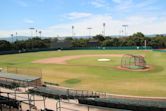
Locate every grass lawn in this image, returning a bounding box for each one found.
[0,50,166,97]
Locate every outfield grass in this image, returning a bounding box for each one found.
[0,50,166,97]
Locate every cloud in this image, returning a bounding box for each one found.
[67,12,92,20]
[1,14,166,37]
[37,0,46,3]
[114,0,133,10]
[91,0,108,8]
[0,29,30,37]
[24,19,35,24]
[136,0,157,8]
[16,0,28,7]
[112,0,123,4]
[41,15,166,37]
[113,0,158,12]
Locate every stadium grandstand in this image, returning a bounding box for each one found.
[0,95,21,111]
[0,67,165,111]
[78,97,166,111]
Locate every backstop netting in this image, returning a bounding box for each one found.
[121,54,147,69]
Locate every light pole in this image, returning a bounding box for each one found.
[35,30,38,37]
[122,25,128,36]
[39,31,42,38]
[144,40,147,50]
[29,28,35,49]
[15,32,18,41]
[103,23,106,36]
[119,30,124,37]
[87,27,92,38]
[11,34,14,43]
[72,26,74,38]
[29,28,35,38]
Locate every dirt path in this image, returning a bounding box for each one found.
[33,54,123,64]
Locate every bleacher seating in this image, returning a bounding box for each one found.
[78,97,166,111]
[0,95,20,109]
[0,80,19,89]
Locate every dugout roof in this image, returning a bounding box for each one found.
[0,72,40,82]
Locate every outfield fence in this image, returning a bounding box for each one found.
[153,49,166,52]
[69,46,152,50]
[0,46,153,55]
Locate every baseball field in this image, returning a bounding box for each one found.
[0,50,166,97]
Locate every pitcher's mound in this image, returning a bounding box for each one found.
[116,66,151,72]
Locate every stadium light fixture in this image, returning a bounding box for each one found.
[103,23,106,36]
[87,27,92,38]
[29,28,35,38]
[122,25,128,36]
[39,31,42,38]
[15,32,18,41]
[29,27,35,49]
[35,30,38,37]
[72,26,74,38]
[11,34,14,43]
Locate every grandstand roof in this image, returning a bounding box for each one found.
[29,86,99,99]
[0,72,40,82]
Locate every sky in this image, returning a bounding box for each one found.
[0,0,166,37]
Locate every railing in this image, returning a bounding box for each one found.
[0,89,45,111]
[44,85,107,99]
[55,99,119,111]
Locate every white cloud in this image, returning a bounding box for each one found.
[37,0,45,2]
[113,0,158,12]
[91,0,108,8]
[136,0,157,8]
[24,19,35,24]
[67,12,92,20]
[115,0,133,10]
[16,0,28,7]
[41,15,166,37]
[112,0,123,4]
[1,15,166,37]
[0,29,31,37]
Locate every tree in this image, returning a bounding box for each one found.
[0,40,12,51]
[13,40,26,50]
[150,36,166,48]
[102,39,112,47]
[0,32,165,51]
[125,32,145,46]
[65,37,73,41]
[132,32,145,38]
[93,35,105,41]
[72,38,88,47]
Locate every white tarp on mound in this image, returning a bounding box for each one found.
[97,58,111,62]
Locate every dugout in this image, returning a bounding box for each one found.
[0,72,42,87]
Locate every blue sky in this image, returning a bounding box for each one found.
[0,0,166,37]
